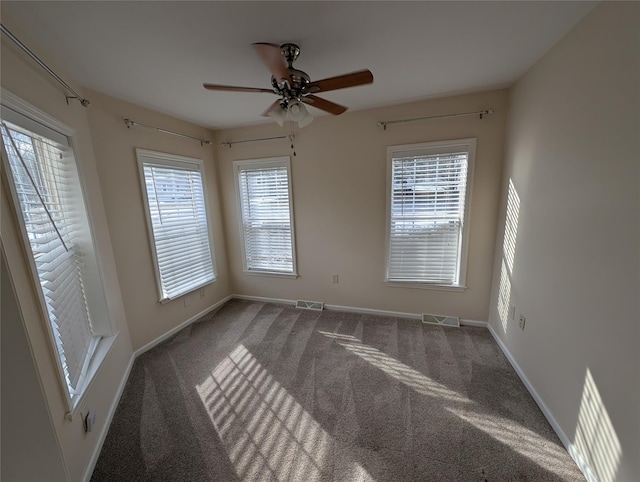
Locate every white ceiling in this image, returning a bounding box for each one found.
[2,1,596,129]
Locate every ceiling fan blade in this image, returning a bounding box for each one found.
[302,95,348,115]
[203,83,275,93]
[253,42,292,85]
[305,69,373,94]
[261,100,284,117]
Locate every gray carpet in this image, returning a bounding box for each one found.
[91,299,585,481]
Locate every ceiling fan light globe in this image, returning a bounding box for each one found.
[298,112,314,128]
[287,101,308,122]
[288,104,302,120]
[267,106,286,127]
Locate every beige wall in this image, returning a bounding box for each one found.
[1,16,134,482]
[488,3,639,481]
[216,89,507,321]
[2,251,67,481]
[6,2,636,481]
[85,90,231,350]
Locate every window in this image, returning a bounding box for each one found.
[386,139,475,287]
[1,94,114,415]
[137,149,216,302]
[234,157,297,276]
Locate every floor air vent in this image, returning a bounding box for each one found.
[296,300,324,311]
[422,313,460,328]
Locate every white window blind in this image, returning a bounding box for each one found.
[234,158,296,275]
[387,140,475,286]
[138,151,216,301]
[1,120,98,403]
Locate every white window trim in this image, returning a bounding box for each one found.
[385,138,476,290]
[233,156,298,278]
[1,88,117,419]
[136,149,217,303]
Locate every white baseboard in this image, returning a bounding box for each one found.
[134,295,233,357]
[486,323,599,482]
[233,294,427,320]
[459,319,488,328]
[232,294,297,306]
[82,354,135,482]
[232,294,487,328]
[325,302,422,319]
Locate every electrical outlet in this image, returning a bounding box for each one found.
[519,314,526,331]
[332,273,339,284]
[184,296,191,307]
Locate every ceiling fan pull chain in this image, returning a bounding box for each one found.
[290,124,296,156]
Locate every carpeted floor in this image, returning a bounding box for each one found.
[91,299,585,481]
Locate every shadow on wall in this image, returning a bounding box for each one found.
[572,368,621,482]
[497,179,520,333]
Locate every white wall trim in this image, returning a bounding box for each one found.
[326,302,421,319]
[486,322,599,482]
[234,294,425,319]
[232,294,297,306]
[82,354,135,482]
[134,295,233,357]
[459,319,488,328]
[232,294,487,328]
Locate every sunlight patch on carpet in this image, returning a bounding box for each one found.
[318,330,468,404]
[196,344,372,481]
[322,329,578,479]
[446,405,574,477]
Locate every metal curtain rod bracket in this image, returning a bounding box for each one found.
[220,134,294,148]
[377,109,494,130]
[1,23,91,108]
[124,119,212,146]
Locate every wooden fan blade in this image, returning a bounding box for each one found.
[253,42,292,85]
[302,95,348,115]
[305,69,373,94]
[261,100,284,117]
[203,83,275,93]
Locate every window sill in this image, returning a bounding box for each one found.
[243,270,299,279]
[160,278,217,304]
[385,281,468,292]
[65,331,119,421]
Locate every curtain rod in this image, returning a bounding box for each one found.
[220,134,294,148]
[377,109,494,130]
[124,119,212,146]
[1,23,91,107]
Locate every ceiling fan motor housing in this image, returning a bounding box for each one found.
[280,43,300,65]
[270,43,311,104]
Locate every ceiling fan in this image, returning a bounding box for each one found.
[203,43,374,127]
